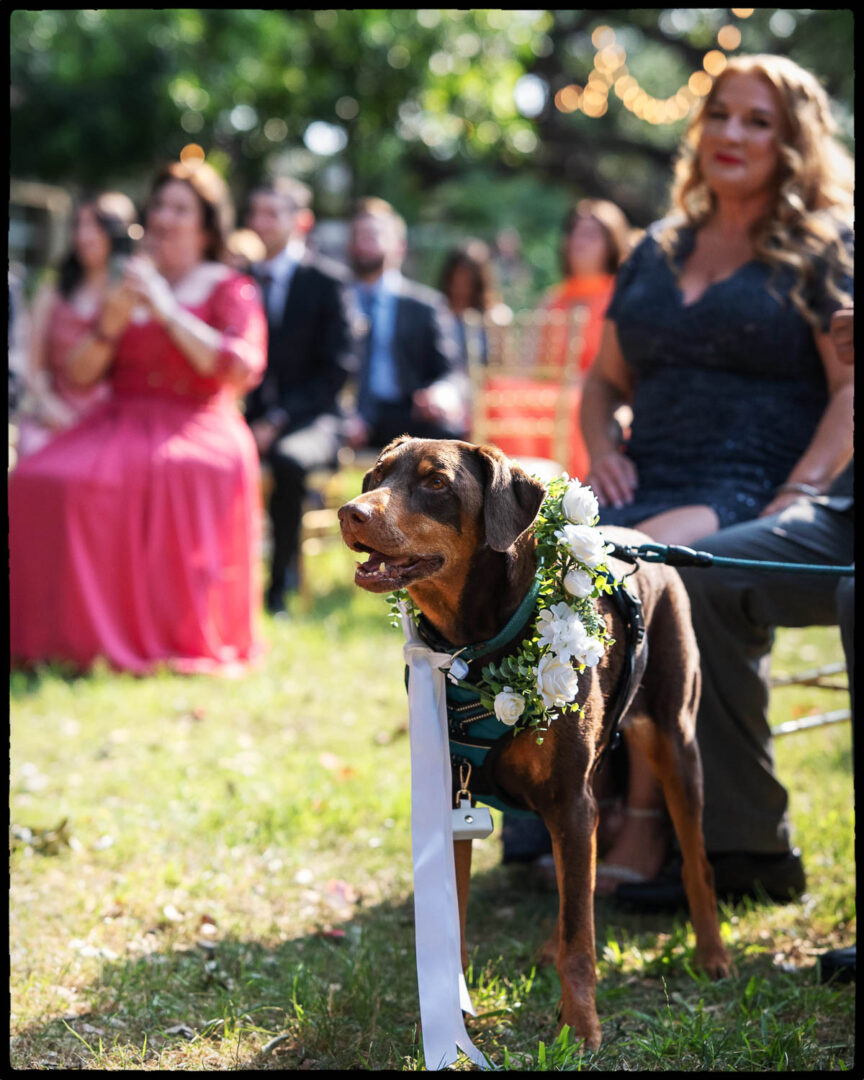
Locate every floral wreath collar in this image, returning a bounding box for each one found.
[389,475,619,740]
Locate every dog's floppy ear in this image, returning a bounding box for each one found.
[475,445,546,551]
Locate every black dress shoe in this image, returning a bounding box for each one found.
[265,588,288,616]
[266,564,299,614]
[818,945,856,984]
[613,848,806,910]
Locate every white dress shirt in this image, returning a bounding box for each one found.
[258,237,307,324]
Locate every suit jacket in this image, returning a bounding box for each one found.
[244,251,357,432]
[354,274,464,409]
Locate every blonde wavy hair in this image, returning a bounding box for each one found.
[662,54,853,329]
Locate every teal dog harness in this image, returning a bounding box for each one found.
[409,577,646,818]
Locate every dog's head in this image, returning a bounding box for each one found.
[338,436,546,593]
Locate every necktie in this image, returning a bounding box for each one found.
[356,287,377,423]
[258,270,274,325]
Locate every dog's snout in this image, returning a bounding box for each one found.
[338,500,373,527]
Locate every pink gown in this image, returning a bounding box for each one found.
[16,293,111,458]
[9,272,267,676]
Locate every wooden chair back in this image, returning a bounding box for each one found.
[465,306,589,481]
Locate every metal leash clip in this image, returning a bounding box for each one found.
[451,762,494,841]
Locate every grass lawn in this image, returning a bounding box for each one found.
[10,501,855,1070]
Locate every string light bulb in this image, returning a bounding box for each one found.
[555,9,752,125]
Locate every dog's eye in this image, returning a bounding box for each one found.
[422,474,448,491]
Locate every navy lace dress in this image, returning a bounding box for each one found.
[597,220,852,530]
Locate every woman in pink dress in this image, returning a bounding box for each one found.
[9,161,267,675]
[15,192,138,458]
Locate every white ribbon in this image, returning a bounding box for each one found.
[399,602,490,1071]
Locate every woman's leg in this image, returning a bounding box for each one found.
[633,504,720,546]
[594,734,670,894]
[595,503,719,894]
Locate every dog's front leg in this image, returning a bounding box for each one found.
[454,838,472,971]
[545,793,602,1051]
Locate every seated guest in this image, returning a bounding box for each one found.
[481,199,632,480]
[343,197,467,450]
[506,54,854,889]
[614,305,854,988]
[8,265,30,424]
[541,198,633,376]
[15,192,138,458]
[583,56,853,546]
[437,238,499,366]
[9,160,267,675]
[244,176,356,615]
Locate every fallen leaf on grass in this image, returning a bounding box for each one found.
[10,818,72,855]
[315,928,346,940]
[163,1024,196,1041]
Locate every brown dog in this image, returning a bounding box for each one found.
[338,436,730,1050]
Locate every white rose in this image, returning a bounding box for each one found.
[556,524,608,569]
[536,601,578,653]
[534,652,580,709]
[555,613,591,664]
[563,567,594,599]
[494,687,526,726]
[562,480,599,526]
[574,635,605,668]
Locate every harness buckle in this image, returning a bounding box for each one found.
[457,761,473,804]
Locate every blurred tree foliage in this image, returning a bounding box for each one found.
[11,8,853,299]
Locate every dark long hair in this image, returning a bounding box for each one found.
[57,192,138,299]
[147,160,234,263]
[437,239,495,313]
[559,199,632,277]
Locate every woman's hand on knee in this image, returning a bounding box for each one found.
[587,450,638,508]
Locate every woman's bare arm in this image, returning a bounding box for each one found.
[581,319,638,506]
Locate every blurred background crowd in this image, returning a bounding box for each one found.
[6,9,855,939]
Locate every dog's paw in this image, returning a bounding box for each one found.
[557,1008,602,1052]
[696,946,732,981]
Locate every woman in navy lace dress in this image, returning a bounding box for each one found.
[583,58,852,546]
[580,54,854,896]
[503,54,854,893]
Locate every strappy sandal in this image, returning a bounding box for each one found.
[594,807,667,897]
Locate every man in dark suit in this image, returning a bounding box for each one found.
[245,177,356,615]
[343,197,468,451]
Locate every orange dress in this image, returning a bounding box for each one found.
[484,273,614,480]
[10,273,267,676]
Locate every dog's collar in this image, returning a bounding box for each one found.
[416,576,542,663]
